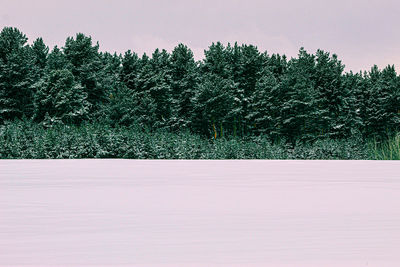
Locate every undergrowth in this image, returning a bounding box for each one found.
[0,120,391,160]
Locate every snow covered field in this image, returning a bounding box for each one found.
[1,160,399,267]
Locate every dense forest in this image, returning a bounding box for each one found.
[0,27,399,159]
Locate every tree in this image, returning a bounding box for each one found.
[105,52,158,129]
[341,71,364,136]
[247,68,278,136]
[191,73,237,137]
[169,44,198,130]
[148,49,173,128]
[0,27,37,122]
[202,42,231,78]
[200,42,245,136]
[46,46,70,71]
[63,33,104,107]
[31,37,49,71]
[228,43,263,135]
[33,69,91,124]
[120,50,140,90]
[103,50,142,127]
[130,50,173,129]
[362,65,400,139]
[313,49,348,138]
[277,48,318,144]
[264,53,288,80]
[99,52,121,98]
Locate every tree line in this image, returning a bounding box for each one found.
[1,27,399,144]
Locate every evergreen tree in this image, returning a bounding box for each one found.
[100,52,121,88]
[95,52,122,122]
[132,52,172,129]
[202,42,231,78]
[105,84,156,128]
[120,50,140,91]
[63,33,104,107]
[103,50,141,126]
[104,52,157,129]
[1,25,400,143]
[230,44,263,135]
[247,68,278,136]
[191,73,237,137]
[169,44,198,130]
[148,49,172,128]
[200,42,241,136]
[46,46,70,71]
[33,69,91,124]
[31,37,49,71]
[363,65,400,138]
[340,71,364,137]
[264,53,288,80]
[0,27,37,122]
[277,48,318,144]
[313,49,348,138]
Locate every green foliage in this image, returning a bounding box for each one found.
[0,120,374,159]
[169,44,198,130]
[132,50,173,129]
[32,37,49,70]
[0,27,37,121]
[247,68,278,135]
[191,73,237,137]
[229,43,263,134]
[63,33,105,107]
[277,48,319,144]
[1,26,400,158]
[120,50,140,90]
[313,50,349,138]
[46,46,70,71]
[202,42,232,78]
[33,69,91,124]
[369,133,400,160]
[362,65,400,139]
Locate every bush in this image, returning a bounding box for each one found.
[0,119,388,160]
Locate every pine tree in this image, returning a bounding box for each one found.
[169,44,198,130]
[362,65,400,139]
[199,42,240,136]
[202,42,231,78]
[229,43,263,135]
[132,51,172,129]
[380,65,400,135]
[104,52,157,129]
[313,49,347,138]
[340,71,364,137]
[46,46,70,71]
[277,48,318,144]
[247,68,278,135]
[105,84,156,128]
[264,53,288,80]
[148,49,172,128]
[103,50,141,126]
[31,37,49,71]
[0,27,37,122]
[63,33,104,107]
[100,52,121,89]
[120,50,140,90]
[33,69,91,124]
[191,73,237,137]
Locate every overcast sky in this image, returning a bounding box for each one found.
[1,0,400,72]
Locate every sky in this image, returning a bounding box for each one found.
[1,0,400,72]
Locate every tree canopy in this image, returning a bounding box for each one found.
[1,26,399,144]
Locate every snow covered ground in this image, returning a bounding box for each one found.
[0,160,399,267]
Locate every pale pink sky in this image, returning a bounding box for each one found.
[1,0,400,72]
